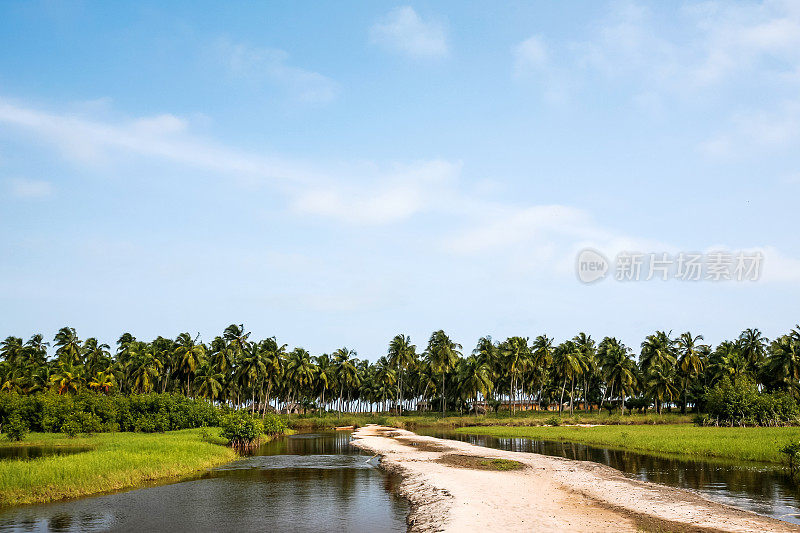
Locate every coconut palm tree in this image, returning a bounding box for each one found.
[54,327,82,365]
[88,370,115,394]
[387,334,416,413]
[424,330,461,415]
[174,332,205,397]
[195,362,224,401]
[598,337,637,413]
[676,332,706,413]
[458,355,492,415]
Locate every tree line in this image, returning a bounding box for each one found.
[2,324,799,416]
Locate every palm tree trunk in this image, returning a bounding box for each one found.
[441,374,445,416]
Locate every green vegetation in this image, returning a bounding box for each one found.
[0,391,221,437]
[1,324,799,430]
[479,458,524,471]
[220,410,286,448]
[0,429,236,506]
[456,424,800,464]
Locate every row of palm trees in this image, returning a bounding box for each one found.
[1,324,799,416]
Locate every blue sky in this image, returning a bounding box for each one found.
[1,1,799,358]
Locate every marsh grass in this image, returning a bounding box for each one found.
[456,425,800,464]
[0,428,235,506]
[287,411,694,431]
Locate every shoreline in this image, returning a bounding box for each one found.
[351,425,799,532]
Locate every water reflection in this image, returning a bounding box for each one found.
[423,430,800,524]
[0,432,408,533]
[0,447,92,461]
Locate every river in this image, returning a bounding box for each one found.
[0,431,408,532]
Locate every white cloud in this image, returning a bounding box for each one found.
[215,39,339,104]
[5,177,54,199]
[700,100,800,157]
[292,160,460,224]
[513,36,548,76]
[0,97,315,180]
[370,6,448,59]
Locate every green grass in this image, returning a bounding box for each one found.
[0,429,236,506]
[478,458,524,471]
[455,424,800,464]
[287,410,694,431]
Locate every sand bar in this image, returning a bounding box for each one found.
[351,425,799,533]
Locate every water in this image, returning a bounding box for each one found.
[0,432,408,532]
[0,447,91,461]
[421,429,800,524]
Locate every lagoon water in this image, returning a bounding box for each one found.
[421,430,800,525]
[0,432,408,533]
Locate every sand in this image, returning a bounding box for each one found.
[351,425,799,533]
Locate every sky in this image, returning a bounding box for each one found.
[1,0,799,359]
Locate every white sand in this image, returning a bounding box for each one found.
[351,425,799,533]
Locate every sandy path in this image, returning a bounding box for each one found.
[351,425,799,533]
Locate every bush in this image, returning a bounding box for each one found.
[220,411,263,447]
[703,377,799,426]
[4,413,28,441]
[0,391,226,436]
[544,415,560,426]
[262,414,287,435]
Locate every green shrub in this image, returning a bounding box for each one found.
[4,414,28,441]
[704,377,799,426]
[261,414,287,435]
[220,411,263,447]
[544,415,560,426]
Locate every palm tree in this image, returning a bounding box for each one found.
[238,343,266,413]
[333,347,359,413]
[88,370,115,394]
[195,362,224,401]
[500,337,531,413]
[552,340,581,413]
[598,337,637,413]
[737,328,768,377]
[387,334,416,413]
[286,348,317,413]
[83,338,111,377]
[676,332,706,413]
[645,361,679,414]
[458,355,492,415]
[50,362,82,394]
[573,333,596,411]
[0,337,24,364]
[129,342,163,393]
[424,330,461,415]
[174,332,205,397]
[640,331,676,410]
[767,334,800,398]
[54,327,82,365]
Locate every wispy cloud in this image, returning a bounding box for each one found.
[292,160,460,224]
[214,39,339,104]
[0,97,315,180]
[513,36,548,77]
[2,95,798,285]
[700,100,800,157]
[370,6,448,59]
[5,177,54,199]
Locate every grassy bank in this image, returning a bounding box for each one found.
[286,411,694,431]
[456,425,800,464]
[0,428,236,506]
